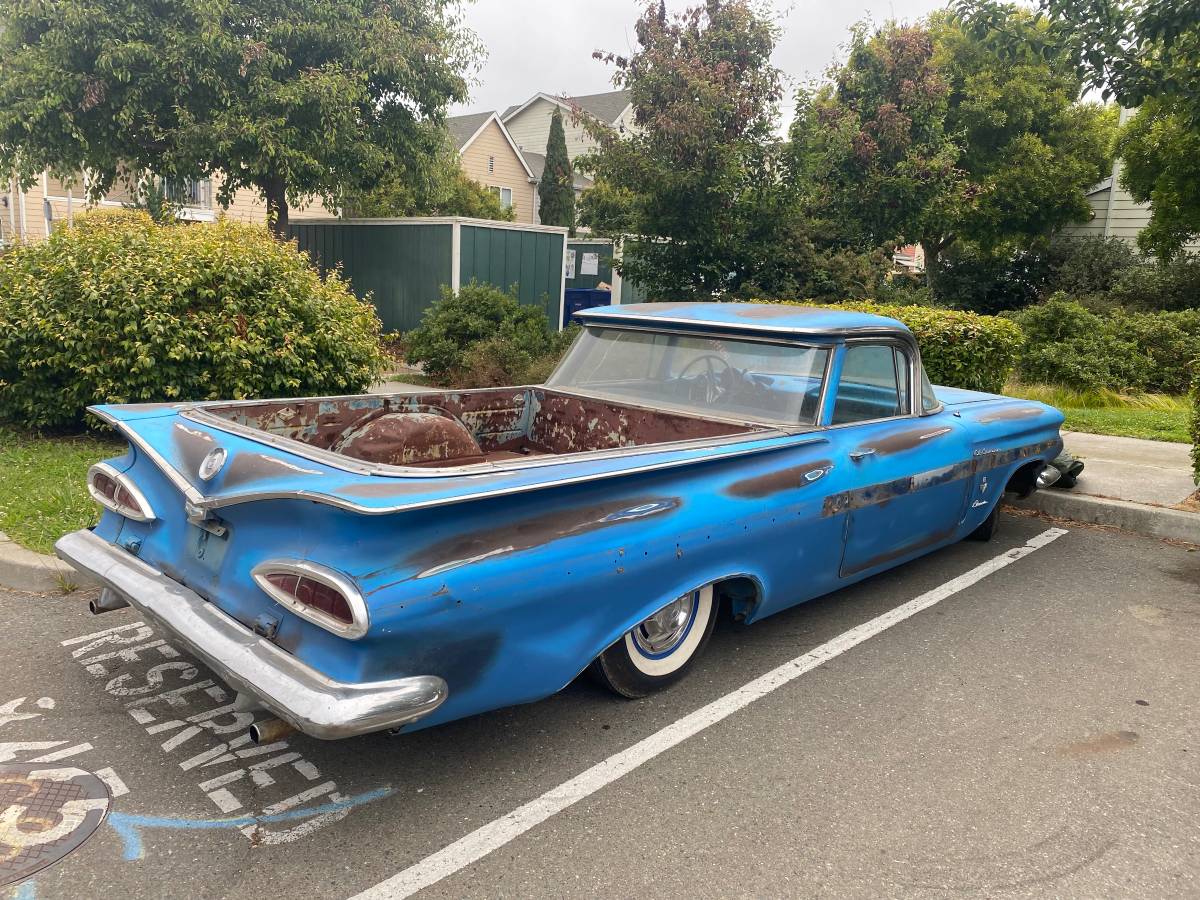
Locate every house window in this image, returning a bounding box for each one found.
[489,186,513,209]
[162,177,213,209]
[488,156,495,174]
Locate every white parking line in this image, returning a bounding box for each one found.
[352,527,1069,900]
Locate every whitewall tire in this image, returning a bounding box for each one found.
[592,585,717,698]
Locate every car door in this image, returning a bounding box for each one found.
[825,341,972,579]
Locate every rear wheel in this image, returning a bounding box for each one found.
[592,585,717,698]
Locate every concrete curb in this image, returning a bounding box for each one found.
[1010,491,1200,545]
[0,531,97,593]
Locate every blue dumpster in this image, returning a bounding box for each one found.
[563,288,612,327]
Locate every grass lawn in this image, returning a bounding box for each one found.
[1008,383,1192,444]
[0,426,124,555]
[1059,406,1192,443]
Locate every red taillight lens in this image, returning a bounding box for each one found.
[265,572,354,625]
[253,561,367,639]
[88,464,155,521]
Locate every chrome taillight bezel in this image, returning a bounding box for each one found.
[251,559,369,640]
[87,462,157,522]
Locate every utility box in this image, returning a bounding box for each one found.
[289,217,569,333]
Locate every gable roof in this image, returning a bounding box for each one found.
[520,150,593,191]
[447,111,496,151]
[445,111,535,179]
[502,90,631,126]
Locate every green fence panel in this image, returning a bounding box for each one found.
[459,225,564,326]
[289,222,453,333]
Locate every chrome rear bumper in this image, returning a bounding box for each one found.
[55,529,448,739]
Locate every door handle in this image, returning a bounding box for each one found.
[849,448,877,461]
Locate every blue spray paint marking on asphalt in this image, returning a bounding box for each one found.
[7,879,37,900]
[106,787,393,860]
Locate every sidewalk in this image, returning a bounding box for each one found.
[1011,430,1200,543]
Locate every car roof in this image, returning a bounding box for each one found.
[573,302,909,341]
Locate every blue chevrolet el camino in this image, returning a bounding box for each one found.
[57,303,1064,741]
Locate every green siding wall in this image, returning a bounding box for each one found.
[291,223,453,333]
[459,225,564,326]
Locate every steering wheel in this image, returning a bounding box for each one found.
[678,353,734,405]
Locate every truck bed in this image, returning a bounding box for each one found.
[200,387,762,468]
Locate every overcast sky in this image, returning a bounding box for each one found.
[452,0,951,128]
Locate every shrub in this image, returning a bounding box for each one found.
[453,327,579,389]
[1111,251,1200,311]
[405,282,561,385]
[1009,298,1200,393]
[769,300,1024,393]
[0,211,384,429]
[1005,295,1103,346]
[1017,332,1154,392]
[1044,235,1140,297]
[1116,309,1200,394]
[934,246,1051,314]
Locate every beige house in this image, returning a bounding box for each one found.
[447,109,594,226]
[501,90,634,164]
[447,111,537,224]
[1,170,331,244]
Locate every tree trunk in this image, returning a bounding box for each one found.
[921,241,937,294]
[262,176,289,237]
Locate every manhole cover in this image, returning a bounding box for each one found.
[0,764,110,887]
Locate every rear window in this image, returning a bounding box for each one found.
[547,327,829,425]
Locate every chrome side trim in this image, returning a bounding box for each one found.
[197,434,830,515]
[55,530,448,740]
[87,462,158,522]
[252,559,370,640]
[179,391,781,480]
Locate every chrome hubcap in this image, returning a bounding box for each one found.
[632,593,695,655]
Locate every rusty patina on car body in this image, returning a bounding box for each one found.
[57,303,1063,739]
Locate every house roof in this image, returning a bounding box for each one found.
[574,303,909,341]
[502,90,631,125]
[447,111,495,150]
[445,111,535,179]
[520,150,593,191]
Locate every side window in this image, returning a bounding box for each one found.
[831,344,911,424]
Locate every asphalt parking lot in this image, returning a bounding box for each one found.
[2,512,1197,900]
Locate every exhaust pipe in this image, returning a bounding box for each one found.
[249,717,296,745]
[90,588,130,615]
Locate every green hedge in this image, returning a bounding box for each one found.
[1009,296,1200,394]
[0,211,385,429]
[768,300,1023,393]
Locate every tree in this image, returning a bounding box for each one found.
[538,110,576,233]
[791,6,1113,288]
[0,0,479,235]
[343,141,514,221]
[579,0,795,299]
[1116,100,1200,258]
[1022,1,1200,257]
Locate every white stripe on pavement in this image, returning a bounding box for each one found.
[353,526,1069,900]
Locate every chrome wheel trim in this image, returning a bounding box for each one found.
[631,592,696,656]
[624,585,714,677]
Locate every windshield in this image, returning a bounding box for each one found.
[546,326,830,425]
